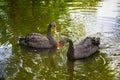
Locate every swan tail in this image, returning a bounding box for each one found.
[93,37,100,46]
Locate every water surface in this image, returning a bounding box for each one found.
[0,0,120,80]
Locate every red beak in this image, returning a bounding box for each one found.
[54,27,57,33]
[57,43,62,49]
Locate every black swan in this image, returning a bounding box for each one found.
[18,22,57,48]
[57,37,100,60]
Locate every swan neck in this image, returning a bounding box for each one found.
[47,24,56,46]
[67,39,74,60]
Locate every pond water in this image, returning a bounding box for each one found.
[0,0,120,80]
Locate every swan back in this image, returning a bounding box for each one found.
[74,37,100,59]
[26,33,51,48]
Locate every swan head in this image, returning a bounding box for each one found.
[50,22,57,33]
[57,38,69,49]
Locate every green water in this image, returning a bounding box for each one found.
[0,0,120,80]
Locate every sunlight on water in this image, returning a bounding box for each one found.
[97,0,120,18]
[0,42,12,61]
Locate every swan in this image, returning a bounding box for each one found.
[57,37,100,60]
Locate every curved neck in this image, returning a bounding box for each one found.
[67,39,75,60]
[47,24,56,46]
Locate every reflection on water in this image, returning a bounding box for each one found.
[0,0,120,80]
[66,52,114,80]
